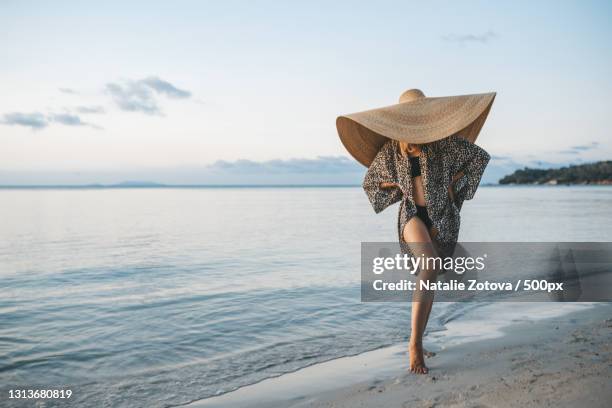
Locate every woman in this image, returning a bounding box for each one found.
[336,88,495,374]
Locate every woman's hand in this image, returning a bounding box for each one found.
[380,182,399,189]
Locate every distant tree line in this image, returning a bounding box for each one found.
[499,161,612,185]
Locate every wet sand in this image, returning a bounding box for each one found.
[188,303,612,408]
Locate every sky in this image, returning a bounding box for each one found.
[1,0,611,185]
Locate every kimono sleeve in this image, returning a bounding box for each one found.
[447,136,491,208]
[362,140,404,213]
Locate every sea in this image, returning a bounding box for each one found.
[1,185,611,407]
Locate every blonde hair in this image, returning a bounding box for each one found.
[399,141,422,157]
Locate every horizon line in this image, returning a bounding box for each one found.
[0,182,511,189]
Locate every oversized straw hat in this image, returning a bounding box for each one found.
[336,89,496,167]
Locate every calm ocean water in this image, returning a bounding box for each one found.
[1,186,611,407]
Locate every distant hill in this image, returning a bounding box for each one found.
[499,161,612,185]
[112,181,166,187]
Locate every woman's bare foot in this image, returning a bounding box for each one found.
[409,341,429,374]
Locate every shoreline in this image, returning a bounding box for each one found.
[186,303,612,408]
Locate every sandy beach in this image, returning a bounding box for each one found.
[188,303,612,408]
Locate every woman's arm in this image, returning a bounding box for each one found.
[362,141,404,213]
[442,136,490,210]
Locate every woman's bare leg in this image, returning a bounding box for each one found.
[403,217,438,374]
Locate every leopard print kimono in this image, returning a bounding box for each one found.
[362,134,490,258]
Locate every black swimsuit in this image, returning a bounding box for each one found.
[409,156,433,229]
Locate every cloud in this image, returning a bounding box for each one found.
[140,77,191,99]
[3,77,188,132]
[559,141,600,154]
[106,82,159,114]
[49,113,102,129]
[106,77,191,115]
[207,156,363,174]
[529,160,560,168]
[50,114,80,126]
[570,142,599,151]
[442,30,498,45]
[0,111,101,130]
[49,113,86,126]
[74,105,105,114]
[1,112,48,129]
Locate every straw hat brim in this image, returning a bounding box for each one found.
[336,92,496,167]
